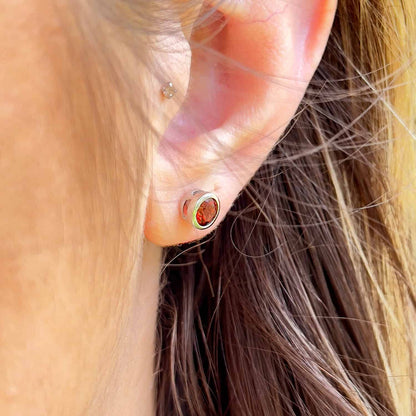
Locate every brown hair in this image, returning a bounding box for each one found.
[154,1,416,415]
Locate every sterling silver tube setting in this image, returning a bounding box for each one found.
[181,190,220,230]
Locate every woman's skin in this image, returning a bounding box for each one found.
[0,0,337,414]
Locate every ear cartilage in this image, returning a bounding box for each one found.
[181,190,220,230]
[161,81,177,99]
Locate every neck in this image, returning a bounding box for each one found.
[89,240,162,416]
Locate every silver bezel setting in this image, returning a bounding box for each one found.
[182,191,220,230]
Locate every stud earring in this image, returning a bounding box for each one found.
[181,190,220,230]
[161,81,177,99]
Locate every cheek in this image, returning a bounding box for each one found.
[0,3,81,254]
[0,2,67,133]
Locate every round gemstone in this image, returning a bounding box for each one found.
[161,82,177,99]
[196,198,218,227]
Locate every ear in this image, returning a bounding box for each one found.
[145,0,337,246]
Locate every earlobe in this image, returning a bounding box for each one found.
[145,0,337,247]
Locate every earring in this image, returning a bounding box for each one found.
[181,190,220,230]
[161,81,177,99]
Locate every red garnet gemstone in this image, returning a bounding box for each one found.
[196,198,218,227]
